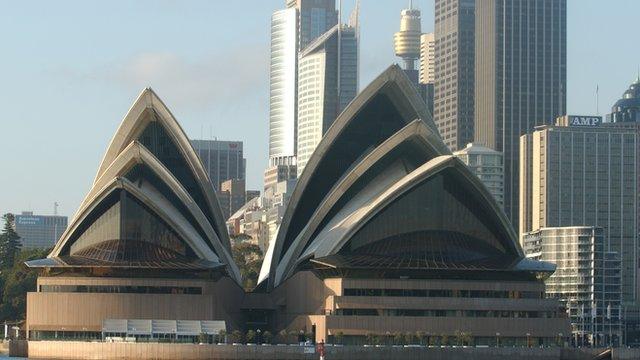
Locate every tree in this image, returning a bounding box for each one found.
[198,332,208,344]
[246,329,256,344]
[365,332,375,345]
[230,330,244,344]
[455,330,464,346]
[218,329,227,344]
[393,331,404,346]
[231,242,263,291]
[0,214,21,270]
[262,331,273,345]
[404,332,414,345]
[440,334,449,346]
[0,248,49,321]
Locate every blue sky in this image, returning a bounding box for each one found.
[1,0,639,218]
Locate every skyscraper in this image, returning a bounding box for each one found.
[296,24,358,176]
[433,0,475,153]
[523,226,622,347]
[520,117,637,304]
[453,143,504,207]
[607,76,640,123]
[268,1,338,167]
[475,0,567,225]
[13,211,68,249]
[191,139,245,191]
[269,8,298,166]
[419,32,435,85]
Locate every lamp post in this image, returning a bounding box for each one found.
[496,332,500,347]
[526,333,531,348]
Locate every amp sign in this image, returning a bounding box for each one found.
[568,115,601,127]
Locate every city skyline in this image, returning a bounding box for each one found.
[1,0,640,217]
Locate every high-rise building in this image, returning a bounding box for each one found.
[264,164,297,193]
[520,117,637,306]
[13,211,67,249]
[269,7,299,166]
[269,0,338,167]
[296,24,358,176]
[433,0,475,153]
[453,143,504,207]
[191,139,245,191]
[287,0,338,50]
[419,32,434,85]
[475,0,567,225]
[607,76,640,123]
[523,226,622,347]
[217,179,254,220]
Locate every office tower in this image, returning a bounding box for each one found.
[13,211,67,249]
[453,143,504,207]
[264,164,297,193]
[419,32,435,85]
[296,24,358,176]
[269,7,298,166]
[191,139,245,191]
[520,116,637,306]
[269,1,338,167]
[433,0,475,153]
[607,76,640,123]
[524,227,622,347]
[218,179,247,220]
[475,0,567,225]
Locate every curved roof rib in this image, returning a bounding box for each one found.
[52,141,241,281]
[51,178,219,262]
[93,88,232,253]
[306,155,522,262]
[275,120,443,284]
[266,65,449,288]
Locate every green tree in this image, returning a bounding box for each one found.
[404,332,414,345]
[230,330,244,344]
[365,332,375,345]
[246,329,256,343]
[198,332,208,344]
[440,334,449,346]
[218,329,227,344]
[231,242,263,291]
[334,331,344,345]
[0,214,21,270]
[262,331,273,345]
[0,248,49,321]
[454,330,463,346]
[393,331,404,345]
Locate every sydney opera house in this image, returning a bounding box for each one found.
[26,66,570,346]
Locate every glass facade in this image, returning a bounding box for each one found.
[296,26,358,176]
[137,119,216,228]
[68,189,194,263]
[14,212,68,249]
[40,285,202,295]
[347,172,510,259]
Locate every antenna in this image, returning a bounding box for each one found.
[54,202,59,216]
[596,84,599,115]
